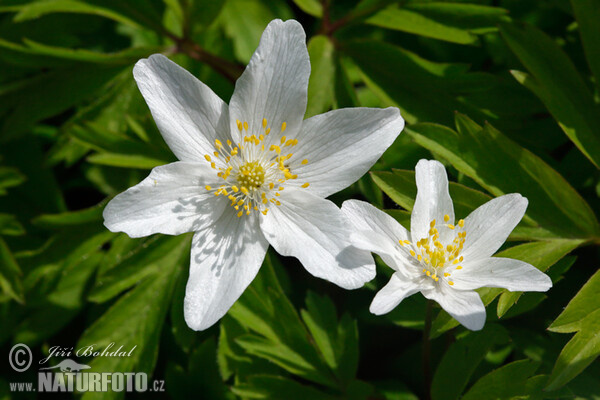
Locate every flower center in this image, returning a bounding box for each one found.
[203,118,310,217]
[237,161,265,190]
[399,215,466,286]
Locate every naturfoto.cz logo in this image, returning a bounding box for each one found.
[8,343,165,394]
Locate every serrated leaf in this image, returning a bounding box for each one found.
[571,0,600,90]
[367,2,509,45]
[0,213,24,236]
[76,235,188,400]
[14,0,167,34]
[546,308,600,390]
[229,254,339,389]
[431,324,510,400]
[462,359,539,400]
[232,375,335,400]
[235,334,334,387]
[300,291,359,383]
[500,22,600,168]
[406,115,599,238]
[166,338,233,400]
[549,269,600,333]
[343,40,495,125]
[0,64,125,140]
[0,238,24,304]
[88,235,189,303]
[14,252,101,345]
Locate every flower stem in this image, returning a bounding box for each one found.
[175,39,244,83]
[422,299,433,400]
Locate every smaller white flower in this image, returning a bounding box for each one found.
[342,159,552,331]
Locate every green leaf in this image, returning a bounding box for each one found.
[292,0,322,17]
[86,152,169,169]
[20,39,162,64]
[31,202,104,229]
[300,292,359,383]
[343,40,495,125]
[0,238,24,304]
[0,213,24,236]
[0,64,126,140]
[76,235,188,400]
[548,313,600,390]
[367,3,508,45]
[405,115,600,238]
[88,235,189,303]
[14,0,142,28]
[431,324,510,400]
[166,338,233,400]
[220,0,292,62]
[306,35,335,118]
[500,22,600,168]
[229,254,339,389]
[549,269,600,333]
[235,334,334,387]
[14,252,101,344]
[571,0,600,90]
[14,0,167,35]
[0,166,25,195]
[232,375,336,400]
[461,359,540,400]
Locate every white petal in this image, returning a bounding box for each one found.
[229,19,309,143]
[411,159,454,244]
[342,200,414,272]
[370,273,420,315]
[103,162,227,238]
[290,107,403,198]
[460,194,528,261]
[422,285,486,331]
[451,257,552,292]
[184,212,269,331]
[259,188,375,289]
[133,54,230,162]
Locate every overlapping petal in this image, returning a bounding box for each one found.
[133,54,230,162]
[260,188,375,289]
[229,19,309,143]
[452,257,552,292]
[422,285,486,331]
[370,273,420,315]
[342,200,416,274]
[184,212,269,331]
[291,107,403,198]
[411,159,455,244]
[460,194,528,261]
[103,162,227,238]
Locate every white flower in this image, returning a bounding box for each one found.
[342,159,552,331]
[103,19,404,331]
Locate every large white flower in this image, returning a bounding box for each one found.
[342,159,552,331]
[103,19,404,331]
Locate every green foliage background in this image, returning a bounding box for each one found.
[1,0,599,399]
